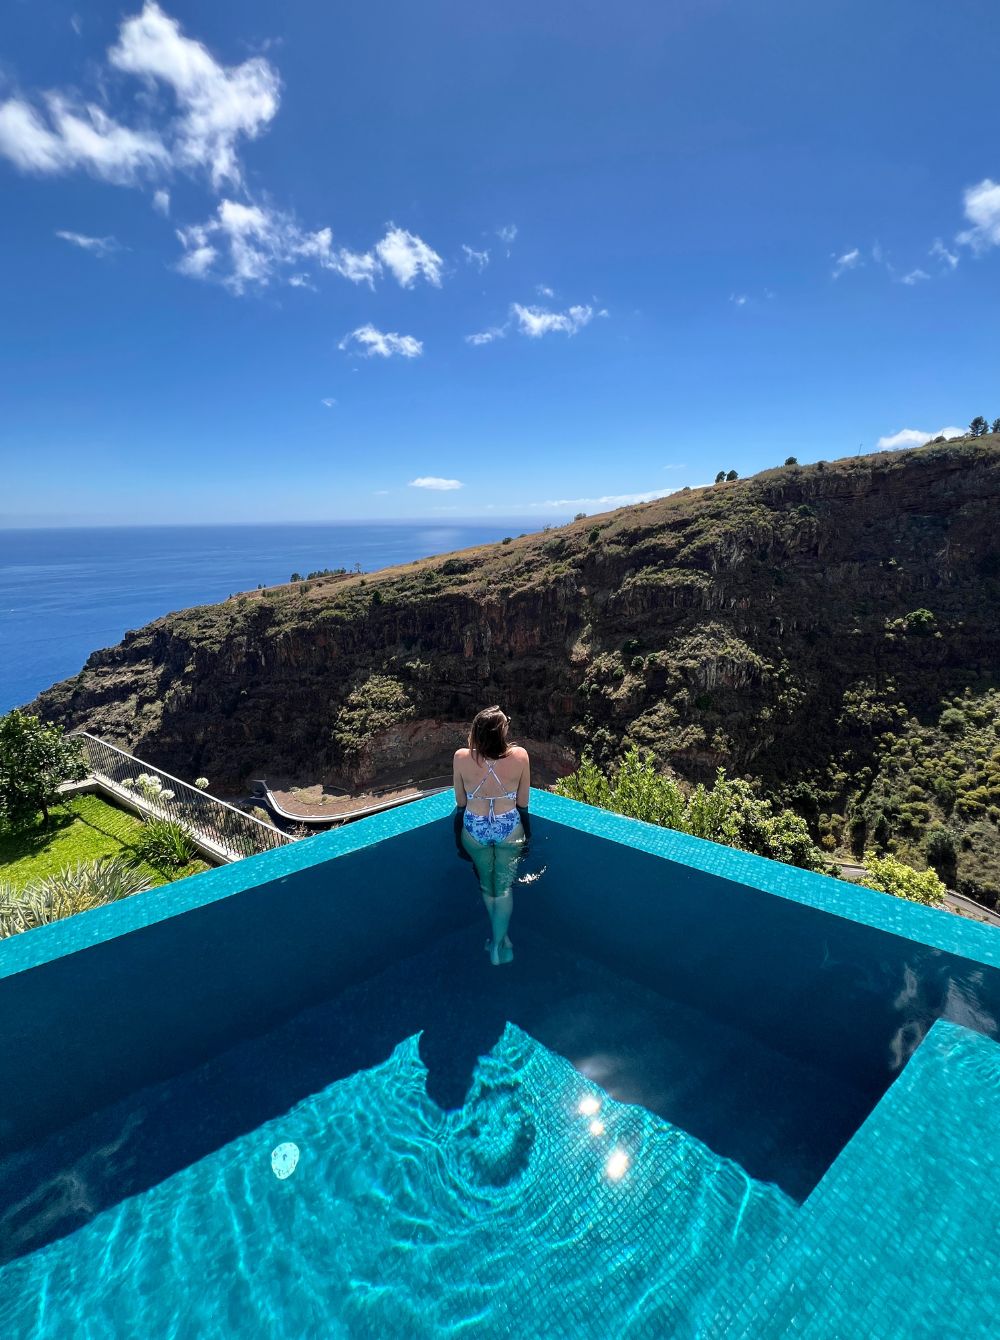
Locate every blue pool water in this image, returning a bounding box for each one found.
[0,922,864,1336]
[0,1024,794,1339]
[3,793,1000,1335]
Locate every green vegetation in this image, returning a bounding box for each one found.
[858,850,946,907]
[0,710,86,830]
[555,748,827,870]
[0,794,207,891]
[0,856,154,938]
[130,818,197,870]
[332,674,415,758]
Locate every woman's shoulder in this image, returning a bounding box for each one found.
[453,746,471,762]
[507,744,529,761]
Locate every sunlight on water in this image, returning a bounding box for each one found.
[0,1025,796,1338]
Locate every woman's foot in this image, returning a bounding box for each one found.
[486,935,513,966]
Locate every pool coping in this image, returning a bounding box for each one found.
[2,788,998,982]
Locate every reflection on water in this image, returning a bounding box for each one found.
[0,1026,796,1339]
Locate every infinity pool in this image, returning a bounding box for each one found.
[1,791,999,1336]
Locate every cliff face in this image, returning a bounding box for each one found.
[32,440,1000,819]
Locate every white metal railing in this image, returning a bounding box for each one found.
[71,732,294,860]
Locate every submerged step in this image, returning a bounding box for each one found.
[714,1018,1000,1338]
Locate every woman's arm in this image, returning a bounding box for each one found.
[453,750,467,805]
[516,751,531,807]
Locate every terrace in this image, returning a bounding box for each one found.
[1,789,998,1336]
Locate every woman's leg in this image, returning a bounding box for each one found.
[486,822,524,965]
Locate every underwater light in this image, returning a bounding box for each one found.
[578,1095,601,1117]
[605,1149,629,1181]
[271,1142,300,1180]
[589,1119,606,1136]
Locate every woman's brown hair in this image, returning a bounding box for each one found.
[468,706,510,761]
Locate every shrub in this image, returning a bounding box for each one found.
[501,537,512,545]
[588,528,600,544]
[859,851,946,906]
[555,750,825,870]
[925,826,956,869]
[784,456,798,466]
[332,674,414,757]
[574,512,587,521]
[131,819,197,869]
[939,707,966,736]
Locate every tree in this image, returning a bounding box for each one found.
[784,456,798,466]
[969,416,989,438]
[290,572,303,583]
[574,512,587,521]
[0,711,87,831]
[992,418,1000,434]
[726,469,739,481]
[715,471,726,483]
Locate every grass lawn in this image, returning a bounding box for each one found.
[0,793,210,890]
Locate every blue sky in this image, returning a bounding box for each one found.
[1,0,998,526]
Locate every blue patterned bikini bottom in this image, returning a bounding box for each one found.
[464,807,521,846]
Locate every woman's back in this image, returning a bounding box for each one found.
[456,745,528,816]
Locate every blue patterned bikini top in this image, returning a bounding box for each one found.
[466,760,518,822]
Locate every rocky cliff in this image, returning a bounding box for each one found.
[31,438,1000,899]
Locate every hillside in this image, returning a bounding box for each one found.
[32,436,1000,906]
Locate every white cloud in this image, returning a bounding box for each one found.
[0,95,168,183]
[957,178,1000,253]
[730,292,748,306]
[876,426,965,451]
[152,187,170,215]
[832,248,861,279]
[108,1,280,188]
[496,224,517,245]
[536,283,554,298]
[462,244,489,271]
[339,324,423,359]
[930,238,959,270]
[373,489,389,496]
[175,200,381,293]
[409,476,462,491]
[321,397,337,407]
[512,302,593,337]
[900,268,930,286]
[294,227,381,285]
[0,4,278,190]
[375,226,443,287]
[55,229,121,256]
[176,235,216,276]
[522,486,686,511]
[465,324,507,346]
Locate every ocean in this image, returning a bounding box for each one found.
[0,522,531,712]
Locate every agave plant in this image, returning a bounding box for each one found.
[131,818,196,869]
[0,857,154,940]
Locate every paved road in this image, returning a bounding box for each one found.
[838,862,1000,928]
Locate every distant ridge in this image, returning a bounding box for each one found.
[33,436,1000,905]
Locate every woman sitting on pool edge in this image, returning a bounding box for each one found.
[453,706,531,966]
